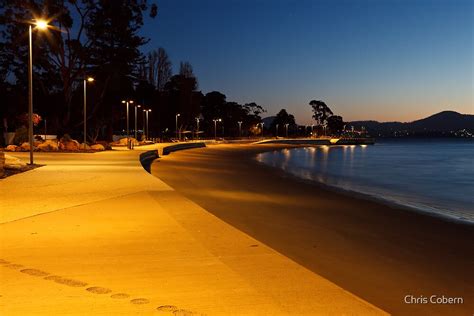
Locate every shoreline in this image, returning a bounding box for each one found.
[151,143,474,315]
[254,150,474,226]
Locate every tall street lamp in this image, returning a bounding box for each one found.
[142,108,146,136]
[175,113,180,141]
[134,104,141,140]
[145,109,151,141]
[213,118,221,140]
[237,121,242,138]
[276,124,279,137]
[83,77,94,146]
[195,117,200,139]
[285,124,289,138]
[121,100,134,149]
[260,122,264,138]
[27,19,50,165]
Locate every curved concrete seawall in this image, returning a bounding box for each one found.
[162,142,206,155]
[139,150,159,173]
[139,143,207,173]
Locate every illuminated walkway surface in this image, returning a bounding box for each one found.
[0,147,387,315]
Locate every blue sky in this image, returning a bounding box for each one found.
[140,0,473,124]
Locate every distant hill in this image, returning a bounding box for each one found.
[349,111,474,137]
[262,116,276,126]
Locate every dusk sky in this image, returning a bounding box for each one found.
[141,0,473,124]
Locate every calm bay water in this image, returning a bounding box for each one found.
[256,139,474,223]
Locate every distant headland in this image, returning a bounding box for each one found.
[348,111,474,137]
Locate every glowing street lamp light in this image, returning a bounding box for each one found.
[83,77,94,147]
[213,118,221,140]
[175,113,181,141]
[35,20,48,30]
[27,18,51,164]
[134,104,141,140]
[121,100,134,149]
[237,121,242,138]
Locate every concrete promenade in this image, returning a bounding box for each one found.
[0,146,387,315]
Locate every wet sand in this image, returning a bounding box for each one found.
[151,143,474,316]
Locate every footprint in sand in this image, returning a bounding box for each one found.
[20,269,50,277]
[130,298,150,305]
[173,309,200,316]
[86,287,112,294]
[4,264,24,270]
[156,305,179,315]
[0,259,10,264]
[44,275,88,287]
[110,293,130,299]
[156,305,178,312]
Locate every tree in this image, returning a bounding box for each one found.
[201,92,265,137]
[0,0,95,130]
[270,109,296,136]
[84,0,157,140]
[179,61,195,79]
[147,47,172,91]
[163,74,200,137]
[0,0,158,140]
[310,100,333,136]
[310,100,333,126]
[327,115,345,135]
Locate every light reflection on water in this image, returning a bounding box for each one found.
[256,140,474,222]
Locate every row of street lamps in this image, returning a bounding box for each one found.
[26,19,295,159]
[275,123,290,137]
[122,100,151,149]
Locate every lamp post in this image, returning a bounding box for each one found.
[142,108,146,137]
[213,118,221,140]
[260,122,264,138]
[276,124,279,137]
[175,113,180,141]
[27,19,49,165]
[285,124,289,138]
[195,117,200,139]
[237,121,242,138]
[83,77,94,147]
[145,109,151,140]
[134,104,141,140]
[121,100,134,149]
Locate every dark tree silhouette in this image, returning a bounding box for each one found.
[310,100,333,127]
[0,0,94,129]
[147,48,172,91]
[310,100,334,136]
[201,92,264,137]
[179,61,195,79]
[0,0,157,140]
[327,115,345,135]
[270,109,296,136]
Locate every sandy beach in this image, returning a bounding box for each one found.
[151,143,474,315]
